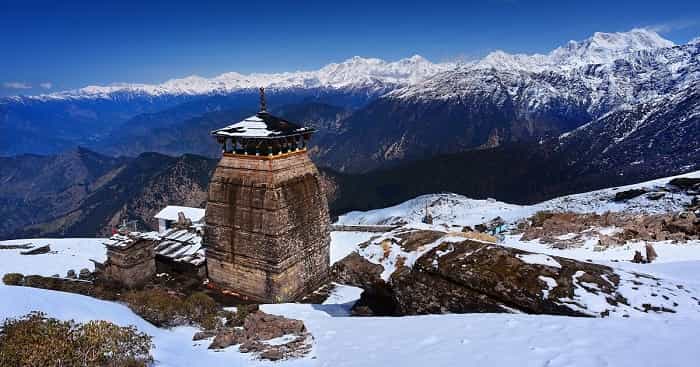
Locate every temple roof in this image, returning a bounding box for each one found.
[211,111,314,139]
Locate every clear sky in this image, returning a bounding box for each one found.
[1,0,699,96]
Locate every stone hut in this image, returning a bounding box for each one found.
[98,232,157,288]
[205,88,331,302]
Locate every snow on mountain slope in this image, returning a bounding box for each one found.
[389,29,698,114]
[3,283,700,367]
[478,28,675,72]
[19,55,452,101]
[337,170,700,227]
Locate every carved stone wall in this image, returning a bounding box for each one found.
[102,239,156,288]
[205,151,331,302]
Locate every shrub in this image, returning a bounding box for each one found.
[123,289,222,329]
[228,303,259,327]
[123,289,182,327]
[0,311,153,367]
[184,292,221,330]
[2,273,24,285]
[531,211,554,227]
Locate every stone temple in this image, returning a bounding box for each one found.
[204,88,331,302]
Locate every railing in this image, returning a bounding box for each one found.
[330,224,400,232]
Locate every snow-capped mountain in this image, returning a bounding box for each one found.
[476,28,675,72]
[20,55,451,101]
[316,29,699,172]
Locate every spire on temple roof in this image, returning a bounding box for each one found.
[259,87,267,113]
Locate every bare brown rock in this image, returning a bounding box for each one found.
[330,252,383,289]
[646,243,658,263]
[632,251,645,264]
[207,310,311,361]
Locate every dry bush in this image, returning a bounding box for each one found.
[0,311,153,367]
[531,211,555,227]
[2,273,24,285]
[380,239,393,260]
[123,289,221,329]
[228,304,260,327]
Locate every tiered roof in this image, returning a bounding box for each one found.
[211,111,314,139]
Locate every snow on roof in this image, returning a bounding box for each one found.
[103,232,156,249]
[154,206,205,222]
[154,228,205,266]
[211,112,313,139]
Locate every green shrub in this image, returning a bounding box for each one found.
[184,292,220,330]
[0,311,153,367]
[228,303,259,327]
[123,289,221,329]
[2,273,24,285]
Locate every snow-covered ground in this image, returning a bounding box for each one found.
[2,282,700,367]
[0,238,106,276]
[2,171,700,366]
[337,170,700,228]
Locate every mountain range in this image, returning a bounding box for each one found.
[1,28,698,239]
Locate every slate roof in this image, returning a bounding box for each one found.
[211,112,314,139]
[153,228,206,266]
[154,206,205,222]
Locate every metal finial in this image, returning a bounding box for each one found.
[259,87,267,112]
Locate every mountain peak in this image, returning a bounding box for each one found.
[478,28,675,72]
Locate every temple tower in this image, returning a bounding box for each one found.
[204,88,331,302]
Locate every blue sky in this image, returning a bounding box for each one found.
[1,0,699,96]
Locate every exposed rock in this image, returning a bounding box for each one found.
[192,330,218,341]
[614,189,647,202]
[632,251,645,264]
[66,269,77,279]
[208,329,245,349]
[520,211,700,248]
[330,252,384,289]
[663,212,698,238]
[336,230,700,318]
[208,310,311,361]
[0,243,33,250]
[20,244,51,255]
[646,243,658,263]
[669,177,700,190]
[78,268,92,280]
[646,192,666,200]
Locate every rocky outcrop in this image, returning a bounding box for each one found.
[333,230,700,317]
[206,311,311,361]
[519,211,700,248]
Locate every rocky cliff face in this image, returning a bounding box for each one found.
[332,229,700,317]
[1,152,217,239]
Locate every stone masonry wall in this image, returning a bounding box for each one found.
[205,152,331,302]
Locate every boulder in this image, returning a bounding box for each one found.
[193,330,218,341]
[645,243,658,263]
[646,192,666,200]
[669,177,700,190]
[78,268,92,280]
[337,235,700,318]
[207,311,311,360]
[330,252,384,289]
[613,189,647,202]
[66,269,77,279]
[20,244,50,255]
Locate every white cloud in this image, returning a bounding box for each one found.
[39,82,53,89]
[3,81,32,89]
[645,19,698,34]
